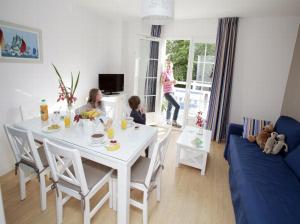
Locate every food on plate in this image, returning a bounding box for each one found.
[81,110,101,119]
[91,133,104,138]
[74,110,101,122]
[106,140,120,151]
[48,124,60,130]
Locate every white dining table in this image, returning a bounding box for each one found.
[14,117,157,224]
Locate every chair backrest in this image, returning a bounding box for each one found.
[19,104,40,121]
[156,125,172,167]
[43,139,89,195]
[4,125,44,171]
[144,126,171,187]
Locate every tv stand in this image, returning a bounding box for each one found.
[102,93,127,120]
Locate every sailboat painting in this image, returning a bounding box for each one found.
[0,21,42,63]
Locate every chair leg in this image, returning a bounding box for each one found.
[109,178,113,209]
[112,178,117,211]
[19,168,26,200]
[176,145,181,167]
[156,177,161,202]
[143,191,148,224]
[56,191,63,224]
[83,198,90,224]
[40,173,47,211]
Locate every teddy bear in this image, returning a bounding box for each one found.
[271,134,288,155]
[248,123,274,150]
[263,132,278,154]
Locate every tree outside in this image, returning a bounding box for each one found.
[166,40,216,86]
[166,40,189,82]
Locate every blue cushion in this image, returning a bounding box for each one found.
[275,116,300,151]
[285,145,300,179]
[242,117,270,139]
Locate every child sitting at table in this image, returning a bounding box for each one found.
[75,88,106,115]
[128,96,148,157]
[128,96,146,125]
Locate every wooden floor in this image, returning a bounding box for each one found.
[0,130,235,224]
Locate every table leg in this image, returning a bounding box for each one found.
[201,152,208,176]
[176,144,181,167]
[148,132,158,157]
[117,164,130,224]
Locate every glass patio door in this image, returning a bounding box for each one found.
[184,41,216,126]
[136,38,162,124]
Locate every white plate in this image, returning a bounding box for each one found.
[42,125,61,133]
[89,141,107,147]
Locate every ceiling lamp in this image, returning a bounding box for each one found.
[141,0,174,25]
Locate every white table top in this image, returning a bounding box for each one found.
[14,118,157,162]
[176,126,212,153]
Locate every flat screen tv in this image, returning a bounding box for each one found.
[98,74,124,95]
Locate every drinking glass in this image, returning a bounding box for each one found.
[107,127,114,139]
[52,111,60,124]
[121,118,127,130]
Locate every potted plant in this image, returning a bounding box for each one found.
[196,111,205,135]
[52,64,80,127]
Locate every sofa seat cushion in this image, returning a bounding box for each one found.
[275,116,300,152]
[228,135,300,224]
[285,145,300,180]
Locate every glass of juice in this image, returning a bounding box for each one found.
[64,116,71,128]
[107,127,114,139]
[121,118,127,130]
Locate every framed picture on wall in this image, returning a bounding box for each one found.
[0,20,43,63]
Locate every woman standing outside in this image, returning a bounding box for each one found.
[161,60,181,128]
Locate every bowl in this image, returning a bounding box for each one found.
[91,133,105,144]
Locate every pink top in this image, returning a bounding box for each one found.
[162,70,174,93]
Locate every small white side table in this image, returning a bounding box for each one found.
[176,126,212,175]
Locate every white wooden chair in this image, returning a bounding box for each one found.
[19,104,45,146]
[3,125,52,211]
[43,139,113,224]
[19,104,40,121]
[112,126,171,224]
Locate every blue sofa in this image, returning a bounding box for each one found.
[225,116,300,224]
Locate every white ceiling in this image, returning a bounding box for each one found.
[77,0,300,19]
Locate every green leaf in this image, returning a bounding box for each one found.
[71,72,74,95]
[73,71,80,95]
[52,64,68,95]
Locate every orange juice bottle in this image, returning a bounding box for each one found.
[40,99,48,121]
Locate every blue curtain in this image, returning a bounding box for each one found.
[206,17,239,142]
[144,25,161,112]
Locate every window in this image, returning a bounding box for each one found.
[137,39,160,113]
[192,43,215,90]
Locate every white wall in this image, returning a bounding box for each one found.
[281,25,300,121]
[0,0,120,175]
[229,17,300,124]
[121,20,152,96]
[163,19,218,41]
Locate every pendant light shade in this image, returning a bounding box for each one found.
[141,0,174,25]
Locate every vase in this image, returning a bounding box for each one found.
[64,105,73,128]
[81,119,95,135]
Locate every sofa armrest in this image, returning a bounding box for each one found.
[228,123,243,137]
[224,123,243,161]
